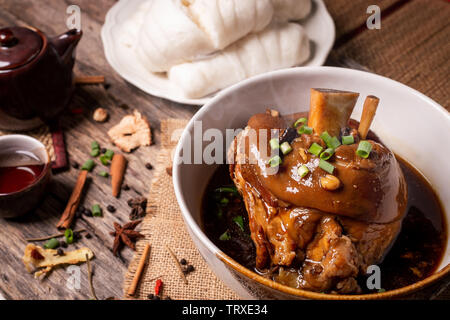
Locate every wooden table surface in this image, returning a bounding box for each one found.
[0,0,448,300]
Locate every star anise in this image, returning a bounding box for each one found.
[109,220,144,256]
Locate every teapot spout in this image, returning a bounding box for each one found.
[50,29,82,62]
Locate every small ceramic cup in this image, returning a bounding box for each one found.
[0,135,51,218]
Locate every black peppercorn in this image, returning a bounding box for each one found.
[186,265,195,273]
[72,162,80,169]
[107,205,116,213]
[145,163,153,170]
[180,258,187,265]
[85,233,92,239]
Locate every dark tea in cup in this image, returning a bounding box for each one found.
[0,150,45,194]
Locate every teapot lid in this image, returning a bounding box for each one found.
[0,27,43,71]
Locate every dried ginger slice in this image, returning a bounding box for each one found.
[108,110,152,152]
[23,244,94,278]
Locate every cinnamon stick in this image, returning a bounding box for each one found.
[111,154,127,197]
[358,95,380,139]
[57,170,88,229]
[74,75,105,85]
[127,243,151,296]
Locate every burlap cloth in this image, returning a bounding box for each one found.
[0,125,56,162]
[123,119,239,300]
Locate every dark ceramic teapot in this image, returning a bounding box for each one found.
[0,26,82,131]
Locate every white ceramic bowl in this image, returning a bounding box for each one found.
[173,66,450,299]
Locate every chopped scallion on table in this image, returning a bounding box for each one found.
[92,204,102,217]
[342,135,355,145]
[91,141,100,150]
[90,148,100,157]
[64,228,74,244]
[99,155,109,165]
[280,141,292,155]
[320,148,335,160]
[319,159,335,174]
[104,149,115,161]
[44,238,60,249]
[98,171,109,177]
[297,165,309,178]
[81,159,95,171]
[308,143,323,156]
[356,141,373,158]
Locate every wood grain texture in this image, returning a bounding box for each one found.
[0,0,197,300]
[0,0,448,300]
[328,0,450,109]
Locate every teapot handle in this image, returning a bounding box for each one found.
[50,29,82,61]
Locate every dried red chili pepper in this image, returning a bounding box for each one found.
[154,279,163,296]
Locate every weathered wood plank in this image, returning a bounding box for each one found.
[0,0,197,300]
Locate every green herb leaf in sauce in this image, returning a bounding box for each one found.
[219,231,231,241]
[233,216,245,232]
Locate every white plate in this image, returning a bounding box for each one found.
[101,0,335,105]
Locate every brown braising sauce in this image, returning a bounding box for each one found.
[202,158,447,293]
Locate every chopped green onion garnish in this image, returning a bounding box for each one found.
[308,143,323,156]
[91,141,100,150]
[215,186,238,194]
[219,231,231,241]
[269,138,280,150]
[342,135,355,145]
[216,207,223,219]
[320,148,335,160]
[378,288,386,293]
[98,171,109,177]
[297,125,313,135]
[297,165,309,178]
[329,136,341,149]
[104,149,115,161]
[44,238,60,249]
[90,148,100,157]
[293,117,307,128]
[92,204,102,217]
[64,229,74,244]
[81,159,95,171]
[268,155,282,167]
[320,131,332,146]
[321,131,341,149]
[99,155,109,165]
[356,141,373,158]
[319,159,335,174]
[220,197,229,206]
[233,216,245,232]
[280,141,292,155]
